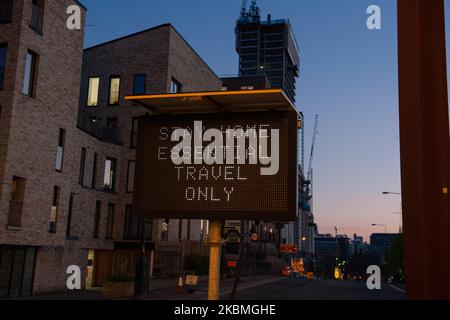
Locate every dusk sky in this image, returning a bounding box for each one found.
[81,0,450,241]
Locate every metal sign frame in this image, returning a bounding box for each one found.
[133,110,298,222]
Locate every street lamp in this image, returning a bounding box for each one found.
[382,192,403,232]
[371,223,387,263]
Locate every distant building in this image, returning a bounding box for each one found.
[290,166,316,271]
[315,234,337,258]
[370,233,400,261]
[336,235,352,261]
[352,234,364,255]
[235,1,300,102]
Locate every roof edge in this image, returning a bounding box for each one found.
[75,0,87,11]
[84,23,172,51]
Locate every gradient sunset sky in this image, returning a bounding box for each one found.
[81,0,450,242]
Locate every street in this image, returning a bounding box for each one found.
[18,275,405,300]
[231,278,405,300]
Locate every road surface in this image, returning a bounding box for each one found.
[230,277,405,300]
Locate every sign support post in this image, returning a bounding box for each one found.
[207,220,222,300]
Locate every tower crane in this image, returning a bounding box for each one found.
[239,0,260,22]
[303,114,319,208]
[249,0,260,18]
[307,114,319,184]
[240,0,248,18]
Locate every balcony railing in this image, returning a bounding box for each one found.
[77,117,120,145]
[7,200,23,228]
[29,4,43,34]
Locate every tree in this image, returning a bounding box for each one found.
[385,233,404,277]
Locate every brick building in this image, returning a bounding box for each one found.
[0,0,87,298]
[75,23,222,287]
[0,0,221,298]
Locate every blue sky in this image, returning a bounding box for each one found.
[81,0,449,241]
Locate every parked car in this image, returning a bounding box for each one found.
[280,266,292,277]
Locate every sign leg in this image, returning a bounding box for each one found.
[208,220,222,300]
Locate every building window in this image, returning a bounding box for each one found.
[49,186,60,233]
[123,205,151,240]
[55,128,65,172]
[130,117,139,148]
[126,161,135,193]
[0,43,7,90]
[91,153,97,189]
[161,220,169,241]
[87,77,99,107]
[23,50,38,97]
[79,147,86,185]
[7,177,26,228]
[133,74,146,95]
[108,76,120,106]
[30,0,44,34]
[106,117,118,129]
[93,201,101,239]
[105,203,115,239]
[178,220,183,240]
[103,157,116,191]
[0,0,13,23]
[170,78,182,93]
[66,195,74,238]
[187,220,191,240]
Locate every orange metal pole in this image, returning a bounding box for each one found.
[398,0,450,299]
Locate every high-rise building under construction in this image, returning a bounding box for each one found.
[235,0,300,102]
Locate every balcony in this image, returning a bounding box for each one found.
[77,117,121,145]
[7,200,23,229]
[29,3,43,34]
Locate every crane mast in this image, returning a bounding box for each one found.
[240,0,260,20]
[249,0,260,18]
[240,0,248,18]
[307,114,319,183]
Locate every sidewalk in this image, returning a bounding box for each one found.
[19,288,105,300]
[146,275,286,300]
[17,275,285,300]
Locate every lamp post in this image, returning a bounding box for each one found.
[382,192,403,232]
[371,223,387,263]
[394,212,402,233]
